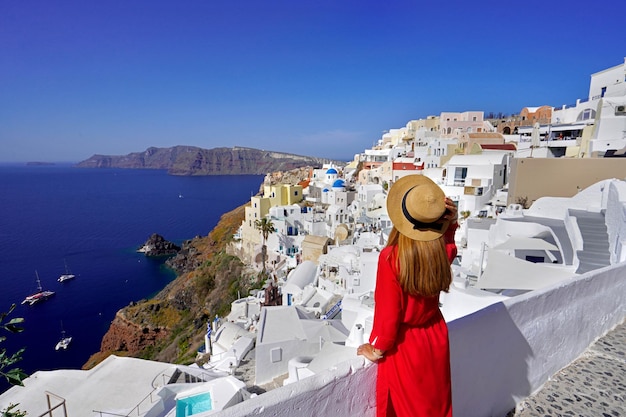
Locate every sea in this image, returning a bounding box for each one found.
[0,164,263,394]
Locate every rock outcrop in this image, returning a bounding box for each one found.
[138,234,181,257]
[76,145,343,176]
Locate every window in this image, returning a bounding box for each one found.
[526,255,545,263]
[270,347,282,363]
[577,108,596,121]
[601,87,607,97]
[454,167,468,184]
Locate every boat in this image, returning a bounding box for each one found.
[22,271,55,305]
[55,322,72,351]
[58,259,75,282]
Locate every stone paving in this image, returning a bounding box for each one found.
[512,319,625,417]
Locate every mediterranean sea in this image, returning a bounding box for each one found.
[0,164,263,394]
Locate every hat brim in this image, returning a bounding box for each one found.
[386,175,450,241]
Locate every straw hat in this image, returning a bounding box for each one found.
[386,175,449,241]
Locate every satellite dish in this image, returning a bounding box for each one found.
[335,224,349,243]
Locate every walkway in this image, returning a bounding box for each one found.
[512,319,625,416]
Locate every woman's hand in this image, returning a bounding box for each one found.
[357,343,384,362]
[442,197,458,224]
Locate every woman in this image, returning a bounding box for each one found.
[357,175,458,417]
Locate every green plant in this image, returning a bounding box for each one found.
[515,196,529,209]
[1,304,27,417]
[254,217,275,273]
[1,403,27,417]
[0,304,26,386]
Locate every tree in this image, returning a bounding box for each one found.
[1,304,27,417]
[254,217,275,274]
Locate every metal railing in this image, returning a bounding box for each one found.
[36,391,67,417]
[93,368,222,417]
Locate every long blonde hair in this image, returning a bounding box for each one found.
[386,226,452,297]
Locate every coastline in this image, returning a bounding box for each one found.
[83,200,254,369]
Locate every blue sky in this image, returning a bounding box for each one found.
[1,0,624,162]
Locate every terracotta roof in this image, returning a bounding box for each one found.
[480,144,517,151]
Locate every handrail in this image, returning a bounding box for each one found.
[37,391,67,417]
[92,411,128,417]
[94,368,220,417]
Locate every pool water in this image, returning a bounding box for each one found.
[176,392,213,417]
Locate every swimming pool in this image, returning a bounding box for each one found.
[175,392,213,417]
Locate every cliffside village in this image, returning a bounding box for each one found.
[3,60,626,417]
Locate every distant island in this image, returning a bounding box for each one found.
[76,145,344,176]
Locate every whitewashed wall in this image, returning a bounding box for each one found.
[213,262,626,417]
[605,172,626,264]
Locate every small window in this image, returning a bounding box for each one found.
[270,347,282,363]
[526,256,545,263]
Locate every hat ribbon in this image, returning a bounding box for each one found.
[401,187,444,231]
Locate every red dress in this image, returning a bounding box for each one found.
[369,224,457,417]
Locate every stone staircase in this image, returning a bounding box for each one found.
[570,210,611,274]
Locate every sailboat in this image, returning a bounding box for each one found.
[22,271,55,305]
[55,321,72,351]
[58,259,76,282]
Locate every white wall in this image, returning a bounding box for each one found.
[589,60,625,99]
[606,181,626,263]
[214,261,626,417]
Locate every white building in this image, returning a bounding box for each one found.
[440,152,509,214]
[254,306,349,386]
[0,356,243,416]
[266,204,306,258]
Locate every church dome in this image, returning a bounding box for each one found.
[332,179,345,188]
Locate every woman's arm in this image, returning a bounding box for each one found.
[364,247,403,352]
[443,197,458,263]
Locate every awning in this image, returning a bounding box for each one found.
[549,124,588,132]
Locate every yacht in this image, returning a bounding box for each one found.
[55,332,72,351]
[22,271,55,305]
[58,259,75,282]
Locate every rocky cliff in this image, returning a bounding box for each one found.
[76,145,341,176]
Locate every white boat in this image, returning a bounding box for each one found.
[22,271,55,305]
[58,259,75,282]
[55,324,72,351]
